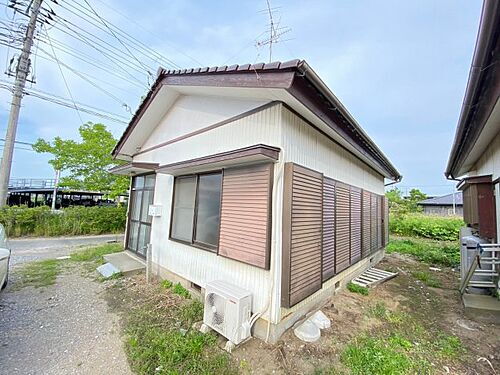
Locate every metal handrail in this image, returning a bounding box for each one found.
[459,245,482,295]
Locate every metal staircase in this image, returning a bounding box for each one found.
[460,243,499,294]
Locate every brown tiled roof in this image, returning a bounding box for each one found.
[113,59,401,180]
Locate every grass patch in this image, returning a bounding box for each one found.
[70,243,123,264]
[347,282,369,296]
[386,236,460,266]
[412,270,441,288]
[172,282,191,299]
[121,281,236,375]
[434,335,464,358]
[16,259,62,288]
[341,336,414,375]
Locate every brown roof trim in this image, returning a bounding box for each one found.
[445,0,500,178]
[112,59,400,180]
[156,144,280,173]
[456,174,492,190]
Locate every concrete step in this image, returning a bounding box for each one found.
[102,251,145,276]
[462,293,500,324]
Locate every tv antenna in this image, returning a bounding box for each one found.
[256,0,291,62]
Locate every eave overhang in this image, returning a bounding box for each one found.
[112,60,401,181]
[445,0,500,179]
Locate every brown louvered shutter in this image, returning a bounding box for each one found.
[362,190,371,258]
[219,163,272,269]
[370,193,377,254]
[282,163,323,308]
[350,186,362,264]
[335,181,350,273]
[383,196,389,247]
[322,177,336,281]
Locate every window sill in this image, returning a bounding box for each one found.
[169,237,217,254]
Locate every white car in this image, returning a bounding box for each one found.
[0,224,10,290]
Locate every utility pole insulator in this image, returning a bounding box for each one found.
[0,0,43,205]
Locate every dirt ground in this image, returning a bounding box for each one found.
[231,254,500,374]
[107,253,499,375]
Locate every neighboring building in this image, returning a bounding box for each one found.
[418,192,463,216]
[445,0,499,241]
[111,59,401,342]
[445,0,499,315]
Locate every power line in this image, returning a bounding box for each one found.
[0,81,129,124]
[0,138,33,145]
[36,45,131,109]
[44,24,84,124]
[73,0,201,67]
[57,0,181,69]
[81,0,153,80]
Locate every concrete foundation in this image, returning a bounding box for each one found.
[462,293,500,324]
[103,251,145,276]
[151,249,386,343]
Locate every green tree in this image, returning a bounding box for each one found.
[386,187,427,215]
[33,122,129,197]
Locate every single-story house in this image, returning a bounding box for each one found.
[111,59,401,342]
[417,192,463,216]
[445,0,499,309]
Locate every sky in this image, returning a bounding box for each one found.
[0,0,484,196]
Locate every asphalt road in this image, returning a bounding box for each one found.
[8,234,125,265]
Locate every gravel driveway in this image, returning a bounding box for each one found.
[8,234,124,266]
[0,236,132,375]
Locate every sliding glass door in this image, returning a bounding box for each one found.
[126,174,155,257]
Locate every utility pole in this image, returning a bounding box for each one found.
[51,169,60,211]
[0,0,43,205]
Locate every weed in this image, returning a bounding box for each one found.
[178,300,204,326]
[161,279,173,289]
[389,213,463,241]
[16,259,62,288]
[412,270,441,288]
[385,310,409,325]
[98,271,123,282]
[367,302,387,319]
[70,243,123,264]
[0,205,126,237]
[347,282,369,296]
[172,282,191,299]
[434,335,464,358]
[341,336,413,375]
[386,236,460,266]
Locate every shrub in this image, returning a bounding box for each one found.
[0,205,126,237]
[389,214,463,241]
[347,282,369,295]
[386,237,460,266]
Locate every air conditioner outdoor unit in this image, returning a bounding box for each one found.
[202,280,252,347]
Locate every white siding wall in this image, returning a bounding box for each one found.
[131,98,385,324]
[137,100,282,322]
[280,107,384,194]
[141,95,268,150]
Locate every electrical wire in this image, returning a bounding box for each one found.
[66,0,197,67]
[0,81,129,124]
[56,0,179,70]
[82,0,153,79]
[44,24,84,124]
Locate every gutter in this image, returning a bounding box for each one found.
[445,0,500,179]
[296,61,402,182]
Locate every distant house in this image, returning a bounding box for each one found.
[418,193,463,216]
[111,59,400,342]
